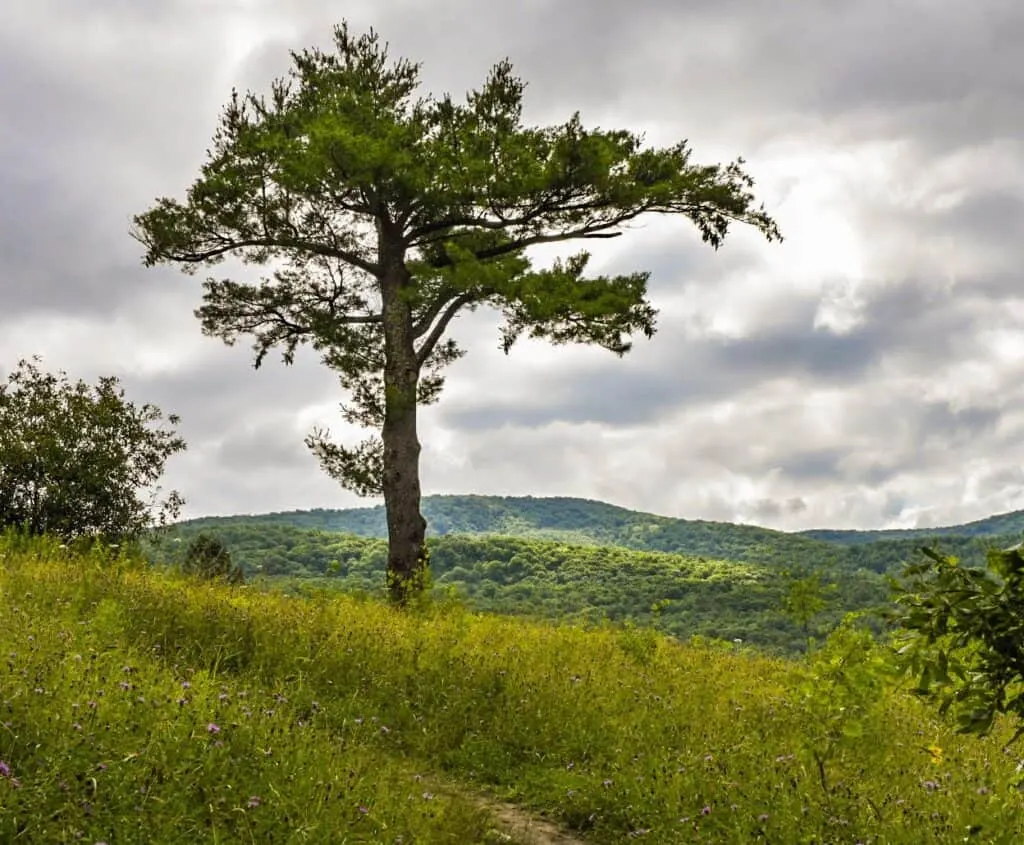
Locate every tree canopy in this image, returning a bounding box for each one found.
[132,22,781,602]
[0,357,186,544]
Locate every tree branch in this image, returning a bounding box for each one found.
[152,235,382,278]
[415,292,475,367]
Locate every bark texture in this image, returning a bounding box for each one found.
[380,235,429,605]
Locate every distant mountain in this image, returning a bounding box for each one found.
[181,494,845,570]
[798,509,1024,546]
[179,494,1024,576]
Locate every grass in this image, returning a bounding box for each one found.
[1,535,1023,843]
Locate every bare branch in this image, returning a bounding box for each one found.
[415,292,475,367]
[154,235,381,277]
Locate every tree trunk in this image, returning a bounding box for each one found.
[380,245,429,606]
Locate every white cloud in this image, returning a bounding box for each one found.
[1,0,1023,530]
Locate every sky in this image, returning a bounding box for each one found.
[1,0,1023,531]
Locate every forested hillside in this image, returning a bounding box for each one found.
[180,494,1019,574]
[183,495,846,568]
[155,520,890,653]
[800,509,1024,545]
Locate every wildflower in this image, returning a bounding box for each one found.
[422,792,434,800]
[218,694,229,702]
[207,723,220,735]
[603,779,614,788]
[181,681,191,690]
[758,814,769,823]
[701,806,712,816]
[247,796,261,808]
[0,761,10,777]
[922,780,939,792]
[358,805,369,815]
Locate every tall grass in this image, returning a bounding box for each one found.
[1,536,1022,843]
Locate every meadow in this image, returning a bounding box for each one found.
[2,533,1022,843]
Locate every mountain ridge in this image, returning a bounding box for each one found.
[177,494,1024,572]
[181,493,1024,543]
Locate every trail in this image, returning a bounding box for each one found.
[473,794,591,845]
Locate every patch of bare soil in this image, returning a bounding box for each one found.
[472,795,591,845]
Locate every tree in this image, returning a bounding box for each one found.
[183,533,244,584]
[0,357,186,544]
[781,567,839,644]
[131,22,782,604]
[892,544,1024,742]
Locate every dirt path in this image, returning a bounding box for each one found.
[471,794,591,845]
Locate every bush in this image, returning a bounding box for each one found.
[0,356,186,543]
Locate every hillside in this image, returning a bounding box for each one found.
[180,493,1019,576]
[157,521,897,652]
[182,494,846,569]
[800,508,1024,545]
[2,536,1021,843]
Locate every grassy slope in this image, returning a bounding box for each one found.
[155,522,891,653]
[2,536,1023,843]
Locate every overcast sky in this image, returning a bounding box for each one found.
[2,0,1023,531]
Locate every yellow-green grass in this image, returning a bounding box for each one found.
[1,536,1021,843]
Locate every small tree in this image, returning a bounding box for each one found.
[892,544,1024,741]
[781,567,839,645]
[0,357,185,544]
[132,22,781,604]
[183,533,244,584]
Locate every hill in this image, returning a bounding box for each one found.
[799,508,1024,545]
[2,535,1021,843]
[156,520,890,653]
[181,494,846,569]
[180,493,1021,576]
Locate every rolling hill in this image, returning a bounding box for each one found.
[179,493,1023,574]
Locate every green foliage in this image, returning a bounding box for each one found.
[793,615,897,794]
[0,357,185,544]
[781,567,839,642]
[2,536,1023,843]
[131,20,780,598]
[182,533,244,585]
[151,520,887,654]
[182,493,1017,579]
[893,544,1024,741]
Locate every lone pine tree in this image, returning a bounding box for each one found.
[132,22,781,604]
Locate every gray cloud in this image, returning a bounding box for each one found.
[1,0,1023,529]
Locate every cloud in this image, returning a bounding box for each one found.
[1,0,1023,530]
